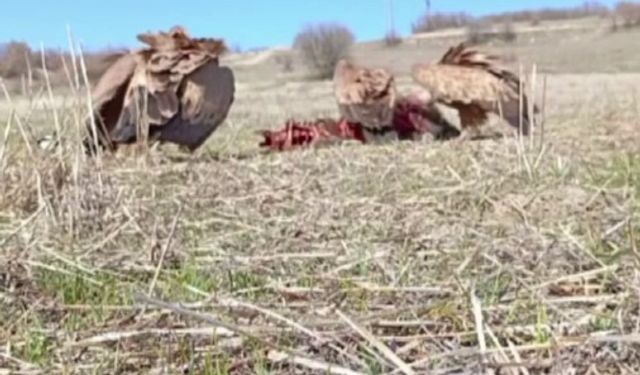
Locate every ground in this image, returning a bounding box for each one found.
[1,19,640,374]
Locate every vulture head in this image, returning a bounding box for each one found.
[333,59,397,141]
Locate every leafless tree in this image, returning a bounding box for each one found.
[294,23,355,79]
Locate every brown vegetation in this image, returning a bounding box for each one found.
[274,53,294,73]
[412,12,474,33]
[613,1,640,28]
[0,40,127,90]
[483,1,610,24]
[413,1,611,33]
[466,22,518,45]
[0,42,34,79]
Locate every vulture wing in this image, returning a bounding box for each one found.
[84,52,137,152]
[333,59,396,134]
[411,63,515,106]
[411,43,535,133]
[158,62,235,151]
[109,27,235,151]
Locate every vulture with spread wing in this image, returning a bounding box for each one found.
[83,26,235,154]
[411,43,536,137]
[333,59,398,142]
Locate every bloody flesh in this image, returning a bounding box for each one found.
[259,96,458,152]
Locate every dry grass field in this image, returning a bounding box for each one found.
[1,19,640,374]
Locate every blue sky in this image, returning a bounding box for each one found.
[3,0,618,51]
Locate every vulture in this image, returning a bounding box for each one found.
[83,26,235,154]
[411,43,537,137]
[333,59,398,142]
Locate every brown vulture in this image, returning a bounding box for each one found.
[83,26,235,155]
[411,43,537,137]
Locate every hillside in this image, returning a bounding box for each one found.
[224,16,640,86]
[1,14,640,375]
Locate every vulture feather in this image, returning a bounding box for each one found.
[84,26,234,154]
[411,43,537,135]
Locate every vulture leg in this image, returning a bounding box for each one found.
[454,102,487,140]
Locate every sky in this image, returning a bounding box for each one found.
[2,0,619,51]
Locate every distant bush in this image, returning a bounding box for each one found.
[466,22,493,45]
[501,22,518,43]
[483,2,610,24]
[0,42,71,80]
[274,53,294,73]
[0,40,128,93]
[413,1,611,34]
[466,22,518,45]
[614,1,640,28]
[0,42,33,78]
[412,12,474,33]
[294,23,355,79]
